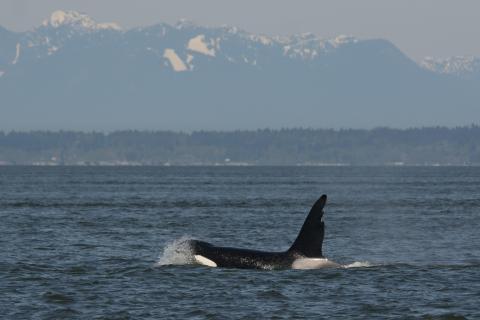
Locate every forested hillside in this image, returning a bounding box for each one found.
[1,126,480,165]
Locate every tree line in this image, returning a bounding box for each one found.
[1,126,480,165]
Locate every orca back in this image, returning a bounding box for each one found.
[288,195,327,258]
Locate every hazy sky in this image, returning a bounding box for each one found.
[1,0,479,60]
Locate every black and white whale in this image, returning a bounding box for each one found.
[184,194,340,270]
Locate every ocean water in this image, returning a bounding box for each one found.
[1,166,479,319]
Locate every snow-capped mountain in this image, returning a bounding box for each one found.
[42,10,122,30]
[0,10,401,75]
[0,10,479,131]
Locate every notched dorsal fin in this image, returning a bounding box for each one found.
[288,195,327,258]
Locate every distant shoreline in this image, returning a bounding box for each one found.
[1,126,480,166]
[1,164,480,167]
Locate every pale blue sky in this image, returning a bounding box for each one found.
[1,0,479,60]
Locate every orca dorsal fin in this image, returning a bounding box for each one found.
[288,195,327,258]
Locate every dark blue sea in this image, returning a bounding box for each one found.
[1,166,479,319]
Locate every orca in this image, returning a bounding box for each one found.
[185,194,340,270]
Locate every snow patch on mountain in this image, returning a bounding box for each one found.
[249,34,273,46]
[48,46,59,56]
[188,35,216,57]
[421,56,480,76]
[42,10,121,31]
[175,19,198,30]
[163,49,188,72]
[12,43,21,65]
[282,33,357,60]
[332,35,358,47]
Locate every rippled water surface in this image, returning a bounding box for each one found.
[1,166,479,319]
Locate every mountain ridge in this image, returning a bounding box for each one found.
[1,10,479,131]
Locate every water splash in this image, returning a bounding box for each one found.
[155,236,194,266]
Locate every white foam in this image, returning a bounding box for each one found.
[292,258,340,269]
[155,236,193,266]
[343,261,374,268]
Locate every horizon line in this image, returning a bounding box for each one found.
[2,124,480,135]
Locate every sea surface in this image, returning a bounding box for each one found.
[1,166,479,319]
